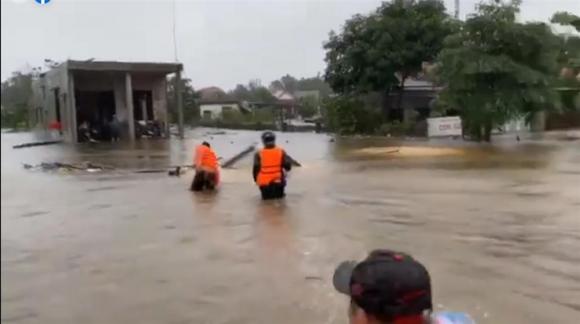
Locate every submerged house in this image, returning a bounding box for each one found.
[30,60,184,142]
[199,100,251,120]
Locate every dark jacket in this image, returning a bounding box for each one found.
[253,144,292,182]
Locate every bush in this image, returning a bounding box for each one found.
[377,121,413,137]
[253,108,275,123]
[198,107,277,131]
[323,95,383,135]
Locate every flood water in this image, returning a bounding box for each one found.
[2,129,580,324]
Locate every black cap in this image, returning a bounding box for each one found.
[202,141,210,147]
[261,131,276,144]
[333,250,432,321]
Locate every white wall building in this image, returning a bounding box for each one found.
[199,101,246,120]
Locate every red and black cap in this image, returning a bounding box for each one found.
[333,250,432,321]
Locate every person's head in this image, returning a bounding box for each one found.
[202,141,210,148]
[333,250,432,324]
[261,131,276,147]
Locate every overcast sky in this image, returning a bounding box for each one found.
[2,0,579,90]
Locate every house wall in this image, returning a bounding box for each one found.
[31,66,172,143]
[74,72,169,138]
[130,73,168,124]
[31,64,74,141]
[200,103,240,119]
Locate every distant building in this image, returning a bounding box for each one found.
[199,100,250,120]
[272,90,297,117]
[272,90,294,101]
[383,77,441,122]
[31,60,184,142]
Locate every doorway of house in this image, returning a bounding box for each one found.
[133,90,153,122]
[75,91,116,142]
[53,88,61,124]
[132,90,160,138]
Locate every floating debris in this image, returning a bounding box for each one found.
[22,161,112,173]
[13,140,63,149]
[205,130,227,135]
[221,145,256,169]
[354,146,466,158]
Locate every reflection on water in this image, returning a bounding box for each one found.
[2,129,580,324]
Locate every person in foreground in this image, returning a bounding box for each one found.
[191,141,220,191]
[253,131,292,200]
[333,249,476,324]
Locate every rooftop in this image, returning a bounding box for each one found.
[64,60,183,74]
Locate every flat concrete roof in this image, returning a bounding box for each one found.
[66,60,183,74]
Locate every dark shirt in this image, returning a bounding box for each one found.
[252,144,292,182]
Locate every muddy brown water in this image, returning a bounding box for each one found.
[2,129,580,324]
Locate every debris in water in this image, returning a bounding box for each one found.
[205,130,227,135]
[221,145,257,168]
[13,140,62,149]
[23,162,111,173]
[354,146,466,158]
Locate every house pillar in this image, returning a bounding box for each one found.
[67,71,77,143]
[531,111,546,132]
[175,70,184,139]
[125,72,135,140]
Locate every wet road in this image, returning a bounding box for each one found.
[2,129,580,323]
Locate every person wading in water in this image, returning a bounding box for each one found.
[191,141,220,191]
[253,131,293,200]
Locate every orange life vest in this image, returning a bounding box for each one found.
[194,145,218,173]
[257,147,284,186]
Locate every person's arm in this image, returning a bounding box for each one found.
[282,150,292,172]
[252,152,261,182]
[193,146,202,168]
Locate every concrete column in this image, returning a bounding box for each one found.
[125,73,135,140]
[531,111,546,132]
[68,71,78,143]
[175,70,184,139]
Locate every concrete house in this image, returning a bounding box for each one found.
[199,100,252,120]
[30,60,184,142]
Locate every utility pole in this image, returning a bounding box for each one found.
[172,0,178,62]
[454,0,459,19]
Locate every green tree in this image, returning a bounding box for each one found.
[551,12,580,70]
[167,76,199,124]
[1,72,34,129]
[229,84,252,101]
[270,74,333,98]
[251,87,277,103]
[323,96,382,135]
[296,76,333,98]
[269,74,298,94]
[323,0,454,111]
[229,82,277,103]
[551,12,580,32]
[436,0,560,141]
[297,95,318,118]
